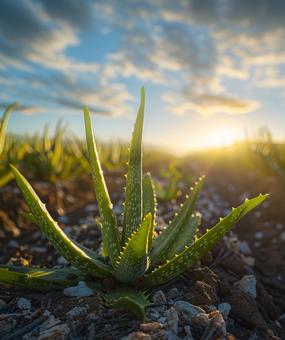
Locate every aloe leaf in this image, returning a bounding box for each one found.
[10,165,112,278]
[143,173,156,247]
[165,212,201,260]
[84,108,120,265]
[114,213,152,282]
[151,176,204,264]
[122,87,145,244]
[0,102,18,157]
[142,194,268,286]
[0,265,83,291]
[104,287,150,322]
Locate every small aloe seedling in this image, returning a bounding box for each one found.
[0,88,267,320]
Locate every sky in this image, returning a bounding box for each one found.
[1,0,285,153]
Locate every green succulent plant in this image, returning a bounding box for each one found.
[0,88,267,320]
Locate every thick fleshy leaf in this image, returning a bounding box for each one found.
[0,265,83,291]
[104,288,150,322]
[10,165,112,278]
[142,194,268,286]
[164,212,201,260]
[114,213,152,282]
[122,87,145,244]
[0,102,18,156]
[151,176,204,264]
[84,108,120,264]
[143,173,156,247]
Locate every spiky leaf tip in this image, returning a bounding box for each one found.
[122,87,145,244]
[114,213,152,282]
[84,108,120,264]
[0,102,18,156]
[142,194,268,286]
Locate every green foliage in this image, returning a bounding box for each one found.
[0,89,267,321]
[104,288,150,322]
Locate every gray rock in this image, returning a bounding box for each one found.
[166,288,180,300]
[174,301,205,324]
[167,307,179,334]
[234,275,257,298]
[66,306,88,318]
[152,290,166,304]
[17,297,31,310]
[254,231,264,240]
[63,281,94,297]
[218,302,231,320]
[209,311,227,338]
[192,313,210,328]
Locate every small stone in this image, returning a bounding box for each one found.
[234,275,257,298]
[166,288,180,300]
[242,256,255,267]
[152,290,166,304]
[66,306,88,318]
[280,232,285,241]
[218,302,231,320]
[208,310,227,338]
[140,322,162,332]
[184,325,194,340]
[239,241,251,255]
[57,256,68,265]
[63,281,93,297]
[166,307,178,334]
[192,312,210,328]
[254,231,264,240]
[124,331,151,340]
[276,223,283,230]
[174,301,205,324]
[17,297,31,310]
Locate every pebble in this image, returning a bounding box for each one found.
[276,223,283,231]
[280,232,285,241]
[67,306,88,318]
[85,204,97,212]
[152,290,166,304]
[192,312,210,327]
[17,297,31,310]
[63,281,94,297]
[239,240,251,255]
[234,275,257,298]
[174,301,205,323]
[140,322,162,332]
[166,288,180,300]
[254,231,264,239]
[57,256,69,265]
[242,256,255,267]
[208,310,227,338]
[166,307,178,334]
[218,302,231,320]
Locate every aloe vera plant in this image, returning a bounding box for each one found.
[0,88,268,320]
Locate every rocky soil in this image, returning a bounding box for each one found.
[0,167,284,339]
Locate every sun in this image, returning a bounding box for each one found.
[206,126,242,148]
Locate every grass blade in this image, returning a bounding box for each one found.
[0,102,18,157]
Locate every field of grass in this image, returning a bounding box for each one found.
[0,101,284,339]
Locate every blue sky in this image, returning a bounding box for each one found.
[1,0,285,153]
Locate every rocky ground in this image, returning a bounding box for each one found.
[0,165,284,339]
